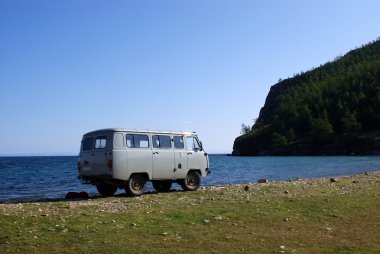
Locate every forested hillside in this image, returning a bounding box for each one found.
[233,39,380,155]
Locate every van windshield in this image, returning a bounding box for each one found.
[186,136,200,151]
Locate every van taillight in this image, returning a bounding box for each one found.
[107,159,112,171]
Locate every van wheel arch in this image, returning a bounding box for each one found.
[179,170,201,191]
[125,173,148,196]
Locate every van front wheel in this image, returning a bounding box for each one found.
[180,171,201,191]
[125,174,147,196]
[96,183,117,196]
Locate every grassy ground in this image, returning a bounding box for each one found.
[1,172,379,253]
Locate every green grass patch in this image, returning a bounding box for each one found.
[1,172,379,253]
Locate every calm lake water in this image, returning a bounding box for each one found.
[0,155,379,202]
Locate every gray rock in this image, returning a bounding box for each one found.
[258,179,269,184]
[244,185,250,191]
[330,178,338,183]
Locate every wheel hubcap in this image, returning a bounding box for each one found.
[133,180,142,190]
[187,175,198,186]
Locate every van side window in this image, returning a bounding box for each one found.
[186,136,200,151]
[126,134,149,148]
[95,136,107,149]
[113,133,124,148]
[173,136,184,149]
[152,135,171,149]
[83,137,94,151]
[126,134,134,148]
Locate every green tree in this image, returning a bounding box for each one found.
[341,110,362,132]
[240,123,251,135]
[309,111,334,142]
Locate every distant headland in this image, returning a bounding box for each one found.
[233,38,380,156]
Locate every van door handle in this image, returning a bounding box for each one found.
[153,152,159,155]
[187,152,193,155]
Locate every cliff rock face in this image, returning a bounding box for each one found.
[257,79,292,123]
[233,39,380,156]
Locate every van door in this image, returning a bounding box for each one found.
[92,136,110,175]
[80,135,109,176]
[152,135,175,180]
[126,134,153,178]
[79,136,95,174]
[112,132,127,180]
[186,136,206,173]
[173,135,188,179]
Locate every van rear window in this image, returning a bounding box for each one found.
[95,136,107,149]
[83,137,94,151]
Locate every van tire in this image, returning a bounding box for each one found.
[180,171,201,191]
[96,183,117,196]
[152,180,172,192]
[125,174,147,196]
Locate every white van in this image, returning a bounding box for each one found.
[77,128,210,196]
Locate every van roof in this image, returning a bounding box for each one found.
[83,128,197,136]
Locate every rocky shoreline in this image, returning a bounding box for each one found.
[1,171,378,206]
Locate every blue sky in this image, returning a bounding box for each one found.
[1,0,379,155]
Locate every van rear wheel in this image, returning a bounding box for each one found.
[152,180,172,192]
[96,183,117,196]
[180,171,201,191]
[125,174,147,196]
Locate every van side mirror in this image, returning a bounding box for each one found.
[199,141,203,151]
